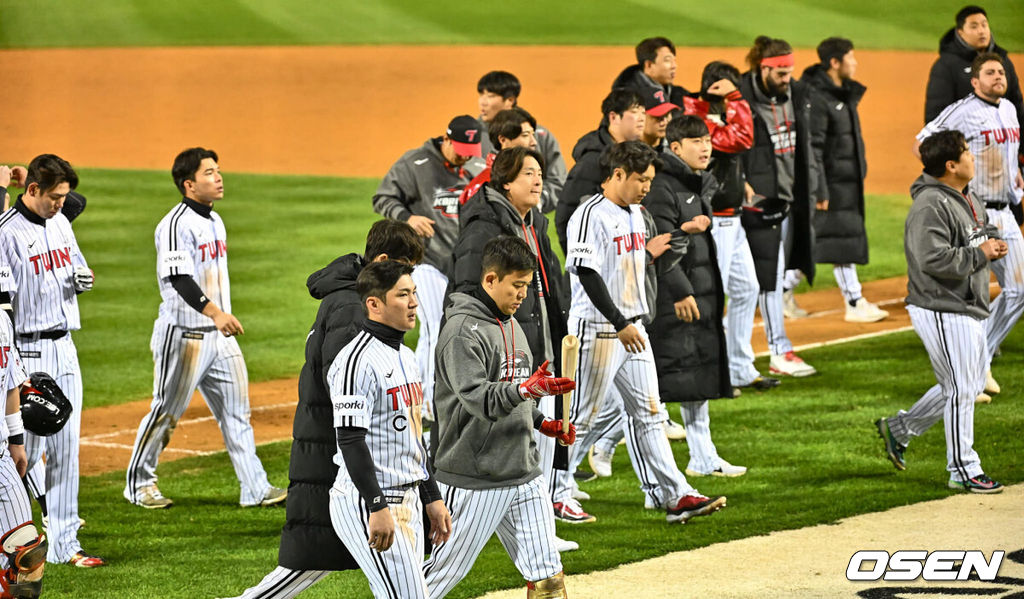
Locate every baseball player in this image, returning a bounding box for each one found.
[425,236,576,599]
[875,130,1006,493]
[372,116,484,421]
[222,220,425,599]
[0,154,103,567]
[914,53,1023,400]
[327,260,451,599]
[0,287,47,598]
[476,71,567,214]
[554,141,726,523]
[124,147,285,509]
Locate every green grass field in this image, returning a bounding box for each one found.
[1,0,1022,50]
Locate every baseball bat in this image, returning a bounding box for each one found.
[560,335,579,435]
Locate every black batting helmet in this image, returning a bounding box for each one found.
[741,195,790,229]
[20,372,72,436]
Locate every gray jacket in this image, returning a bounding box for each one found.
[479,120,567,214]
[371,138,484,274]
[905,174,1000,320]
[432,292,544,489]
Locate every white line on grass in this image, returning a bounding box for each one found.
[81,401,297,442]
[754,326,915,358]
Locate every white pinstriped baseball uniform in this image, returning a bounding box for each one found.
[917,92,1023,361]
[327,329,430,599]
[555,193,696,508]
[0,311,33,549]
[0,202,88,563]
[124,199,272,506]
[711,215,762,386]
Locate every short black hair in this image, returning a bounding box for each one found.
[363,219,424,264]
[172,147,218,195]
[817,37,854,66]
[25,154,78,194]
[699,60,741,96]
[970,51,1003,79]
[956,5,987,29]
[356,260,415,315]
[636,37,675,66]
[490,146,545,197]
[481,236,537,282]
[665,115,710,144]
[489,107,537,149]
[920,130,968,177]
[601,89,644,122]
[599,141,661,181]
[477,71,521,101]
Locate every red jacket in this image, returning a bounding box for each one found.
[682,90,753,154]
[459,153,496,206]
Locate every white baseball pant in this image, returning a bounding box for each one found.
[411,264,447,419]
[984,207,1024,360]
[758,216,795,356]
[712,215,761,385]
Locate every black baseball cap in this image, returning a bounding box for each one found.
[446,115,484,157]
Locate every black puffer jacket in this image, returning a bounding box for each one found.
[449,186,569,372]
[277,254,363,571]
[925,28,1024,128]
[556,127,615,254]
[739,70,818,289]
[802,64,869,265]
[644,154,731,401]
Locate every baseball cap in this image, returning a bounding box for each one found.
[446,115,483,157]
[644,89,679,117]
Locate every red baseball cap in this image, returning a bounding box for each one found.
[446,115,483,157]
[644,89,679,117]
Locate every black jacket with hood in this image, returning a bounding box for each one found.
[556,126,615,254]
[802,63,870,265]
[611,64,689,107]
[277,254,365,570]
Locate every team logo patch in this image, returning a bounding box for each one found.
[432,187,462,219]
[566,242,596,261]
[499,349,531,383]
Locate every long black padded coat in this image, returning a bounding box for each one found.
[802,64,869,265]
[644,153,732,401]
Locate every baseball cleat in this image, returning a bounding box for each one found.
[69,551,106,568]
[975,392,992,404]
[133,485,173,509]
[782,289,809,318]
[739,376,781,391]
[984,370,1000,395]
[769,352,817,377]
[685,460,747,478]
[948,474,1003,494]
[255,486,288,507]
[844,298,889,323]
[573,470,598,483]
[553,535,579,552]
[553,499,596,524]
[666,494,726,523]
[663,418,686,441]
[875,418,906,471]
[588,447,613,478]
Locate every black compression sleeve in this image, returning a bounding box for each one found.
[577,266,629,330]
[336,427,388,512]
[419,471,442,505]
[167,274,211,313]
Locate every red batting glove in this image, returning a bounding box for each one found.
[518,361,576,400]
[538,419,577,446]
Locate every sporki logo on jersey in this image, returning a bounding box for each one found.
[28,247,72,275]
[846,549,1005,581]
[612,232,646,255]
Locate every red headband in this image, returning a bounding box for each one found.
[761,54,795,68]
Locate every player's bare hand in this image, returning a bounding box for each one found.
[980,239,1008,261]
[406,215,436,238]
[743,182,755,204]
[0,166,11,188]
[213,311,245,336]
[645,232,672,260]
[425,500,452,546]
[616,324,645,353]
[816,199,830,210]
[9,166,26,187]
[367,508,395,552]
[681,215,711,234]
[9,443,26,477]
[706,78,738,97]
[674,296,700,322]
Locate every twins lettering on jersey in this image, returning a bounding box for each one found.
[28,247,72,275]
[387,382,423,411]
[0,346,9,367]
[979,127,1020,145]
[613,232,646,255]
[198,240,226,261]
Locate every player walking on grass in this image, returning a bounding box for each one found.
[875,130,1006,494]
[554,141,726,523]
[425,236,576,599]
[327,260,451,599]
[915,53,1023,401]
[124,147,285,510]
[0,154,103,567]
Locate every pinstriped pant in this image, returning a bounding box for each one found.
[758,216,795,355]
[225,566,330,599]
[888,306,985,482]
[411,264,447,418]
[20,334,84,563]
[553,317,693,508]
[124,319,270,506]
[0,443,33,551]
[833,264,864,304]
[330,483,428,599]
[423,477,561,599]
[985,207,1024,360]
[712,215,761,385]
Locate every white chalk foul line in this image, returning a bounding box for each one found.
[754,325,915,358]
[81,401,297,442]
[79,440,219,456]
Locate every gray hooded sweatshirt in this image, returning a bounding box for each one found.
[905,173,1000,320]
[432,291,544,490]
